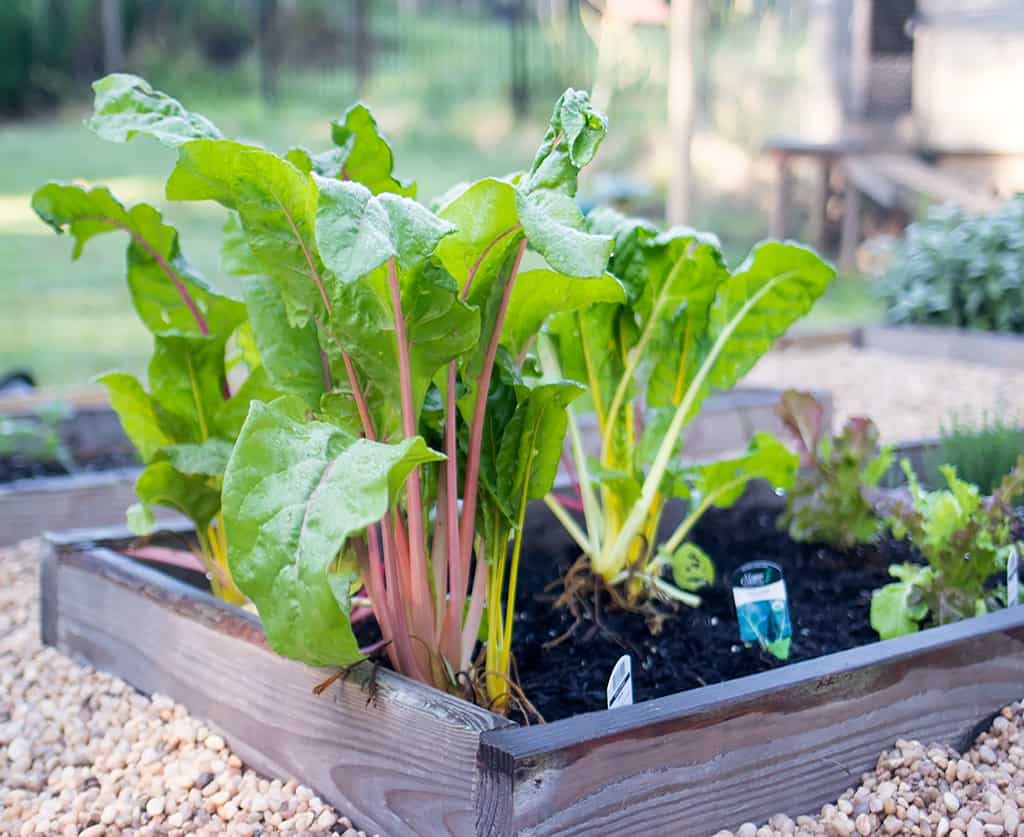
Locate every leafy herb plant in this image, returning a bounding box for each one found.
[776,389,893,548]
[0,401,74,474]
[539,208,832,612]
[871,457,1024,640]
[51,75,625,712]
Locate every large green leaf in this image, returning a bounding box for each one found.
[707,242,836,390]
[241,276,325,409]
[32,182,244,338]
[500,269,625,358]
[96,372,170,463]
[88,73,222,147]
[222,399,443,666]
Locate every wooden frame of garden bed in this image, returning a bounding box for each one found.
[42,523,1024,837]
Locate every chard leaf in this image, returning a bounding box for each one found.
[96,372,170,463]
[687,433,798,508]
[241,276,325,409]
[166,139,259,207]
[522,88,608,196]
[500,269,625,357]
[88,73,222,147]
[222,399,444,666]
[32,182,244,338]
[707,242,836,391]
[496,380,585,511]
[126,502,156,535]
[162,438,234,477]
[514,189,612,279]
[134,460,221,531]
[148,334,229,444]
[328,104,416,196]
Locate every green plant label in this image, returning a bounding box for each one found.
[606,654,633,709]
[732,560,791,660]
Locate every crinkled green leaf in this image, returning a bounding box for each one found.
[135,460,221,531]
[88,73,222,147]
[328,103,416,196]
[515,190,612,279]
[222,399,444,666]
[32,182,244,338]
[522,88,608,196]
[162,438,234,477]
[97,372,171,463]
[870,564,933,639]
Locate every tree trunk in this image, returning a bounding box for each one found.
[100,0,124,74]
[667,0,699,226]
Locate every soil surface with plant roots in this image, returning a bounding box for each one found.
[508,501,920,723]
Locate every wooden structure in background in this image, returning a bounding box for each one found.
[768,0,1024,268]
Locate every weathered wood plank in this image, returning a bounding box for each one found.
[480,606,1024,836]
[0,469,144,546]
[859,324,1024,370]
[42,544,511,837]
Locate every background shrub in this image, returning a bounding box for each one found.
[879,197,1024,334]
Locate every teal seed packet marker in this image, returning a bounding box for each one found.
[731,560,792,660]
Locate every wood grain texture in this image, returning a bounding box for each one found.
[480,606,1024,836]
[43,543,511,837]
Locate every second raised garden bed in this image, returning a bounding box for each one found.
[41,485,1024,836]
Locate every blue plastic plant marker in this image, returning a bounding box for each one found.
[731,560,792,660]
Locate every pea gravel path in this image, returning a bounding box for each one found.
[745,347,1024,442]
[0,540,373,837]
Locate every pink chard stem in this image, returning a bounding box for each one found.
[386,258,435,652]
[458,238,529,571]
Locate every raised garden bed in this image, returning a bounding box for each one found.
[41,484,1024,836]
[857,324,1024,370]
[0,389,157,545]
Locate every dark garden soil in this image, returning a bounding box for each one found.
[509,502,919,723]
[0,452,138,485]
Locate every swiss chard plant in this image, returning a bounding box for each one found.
[775,389,893,549]
[539,208,832,612]
[871,457,1024,639]
[62,75,624,712]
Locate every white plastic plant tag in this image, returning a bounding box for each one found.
[1008,545,1019,608]
[606,654,633,709]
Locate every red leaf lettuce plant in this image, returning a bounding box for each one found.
[776,389,893,549]
[871,456,1024,639]
[538,208,833,613]
[47,76,625,712]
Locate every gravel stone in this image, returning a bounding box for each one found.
[0,540,381,836]
[737,698,1024,836]
[745,346,1024,442]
